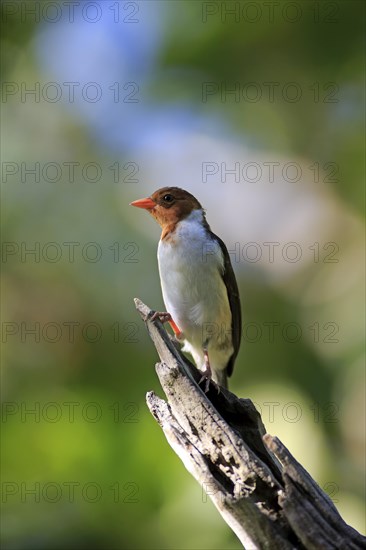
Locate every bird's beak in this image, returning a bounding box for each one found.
[129,197,156,210]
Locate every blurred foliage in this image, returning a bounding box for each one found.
[1,1,365,549]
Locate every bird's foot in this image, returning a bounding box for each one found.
[199,367,221,394]
[150,311,183,338]
[198,349,221,394]
[199,375,221,394]
[198,366,212,393]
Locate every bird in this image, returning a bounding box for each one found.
[130,187,241,391]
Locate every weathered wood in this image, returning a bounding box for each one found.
[135,298,366,550]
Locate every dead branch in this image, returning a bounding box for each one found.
[135,298,365,550]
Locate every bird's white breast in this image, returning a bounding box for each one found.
[157,210,233,372]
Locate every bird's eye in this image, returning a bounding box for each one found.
[163,194,173,203]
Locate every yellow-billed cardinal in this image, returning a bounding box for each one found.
[130,187,241,391]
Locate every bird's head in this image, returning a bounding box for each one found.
[130,187,204,236]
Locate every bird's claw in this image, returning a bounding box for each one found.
[150,311,183,338]
[199,369,211,393]
[199,347,221,394]
[199,372,221,394]
[198,364,221,394]
[150,311,172,324]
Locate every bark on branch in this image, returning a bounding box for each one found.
[135,298,365,550]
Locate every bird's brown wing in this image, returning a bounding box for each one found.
[212,233,242,377]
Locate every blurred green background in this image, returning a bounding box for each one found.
[1,1,365,548]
